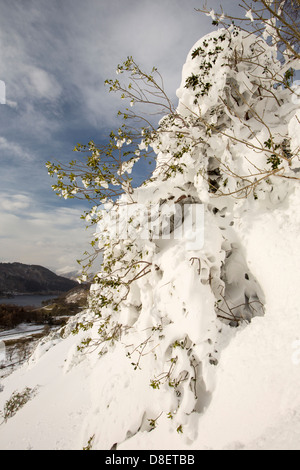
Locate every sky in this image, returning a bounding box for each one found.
[0,0,236,275]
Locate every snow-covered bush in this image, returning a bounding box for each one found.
[45,5,299,448]
[153,25,299,199]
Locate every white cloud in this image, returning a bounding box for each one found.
[0,194,31,212]
[57,0,205,126]
[0,192,90,272]
[0,0,209,128]
[0,0,237,133]
[24,66,62,101]
[5,99,18,109]
[0,136,34,161]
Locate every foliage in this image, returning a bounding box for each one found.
[196,0,300,60]
[1,387,36,422]
[46,2,300,437]
[46,57,175,223]
[83,434,95,450]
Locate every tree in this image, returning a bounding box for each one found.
[197,1,300,59]
[46,3,299,438]
[47,2,300,283]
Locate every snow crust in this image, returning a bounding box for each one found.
[0,27,299,450]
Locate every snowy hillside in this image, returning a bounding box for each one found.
[0,23,300,451]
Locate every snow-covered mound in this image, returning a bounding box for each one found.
[0,27,299,450]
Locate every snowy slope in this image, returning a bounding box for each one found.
[0,187,299,450]
[0,27,299,450]
[119,186,300,450]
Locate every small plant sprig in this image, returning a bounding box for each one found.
[148,412,163,431]
[127,324,163,371]
[83,434,95,450]
[1,387,37,422]
[105,56,177,128]
[47,137,145,212]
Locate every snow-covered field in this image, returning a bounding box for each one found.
[0,323,47,342]
[0,23,299,451]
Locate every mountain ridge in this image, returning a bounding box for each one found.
[0,262,78,296]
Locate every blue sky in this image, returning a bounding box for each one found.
[0,0,235,274]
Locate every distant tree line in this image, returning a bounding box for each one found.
[0,304,51,329]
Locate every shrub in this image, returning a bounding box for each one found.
[1,387,36,422]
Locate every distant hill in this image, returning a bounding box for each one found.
[55,267,81,282]
[0,262,78,296]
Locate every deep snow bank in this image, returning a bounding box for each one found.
[119,186,300,450]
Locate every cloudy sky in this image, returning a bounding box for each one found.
[0,0,235,275]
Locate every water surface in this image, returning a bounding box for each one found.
[0,294,58,307]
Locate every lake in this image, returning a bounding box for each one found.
[0,294,59,307]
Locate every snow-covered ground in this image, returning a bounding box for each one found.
[0,25,299,450]
[0,323,47,342]
[120,186,300,450]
